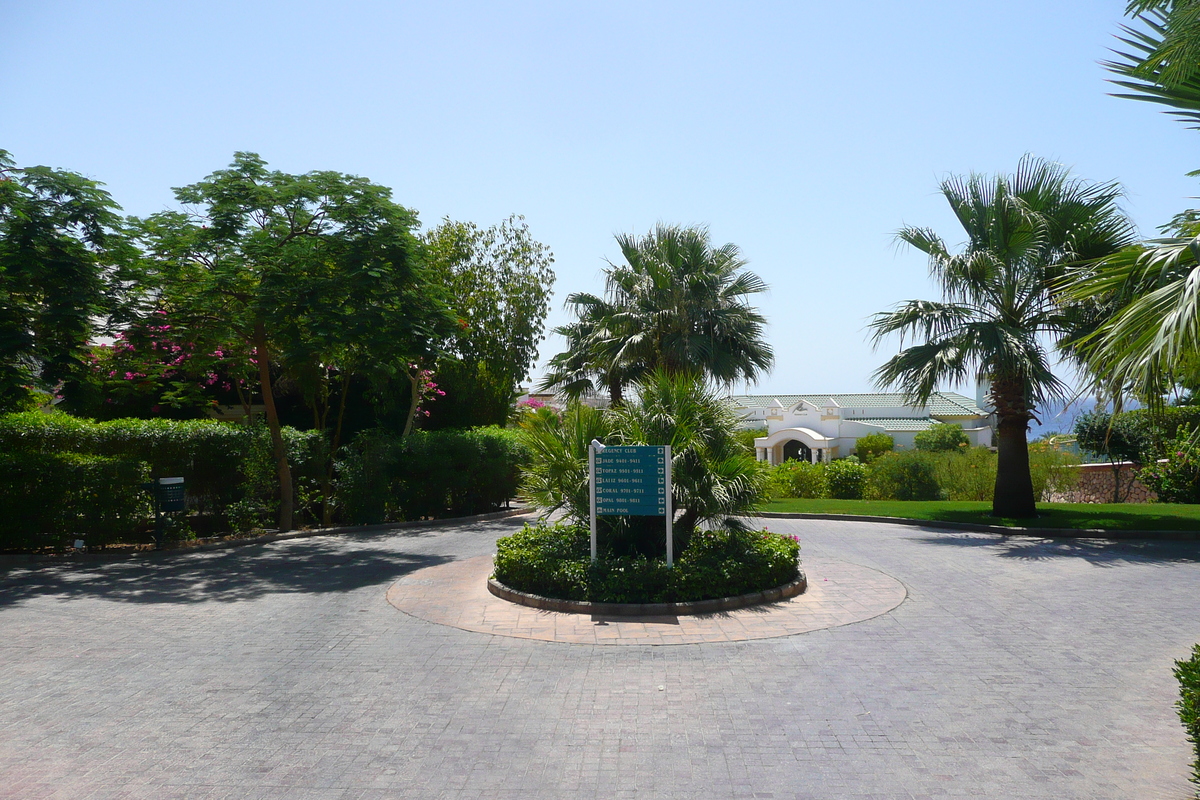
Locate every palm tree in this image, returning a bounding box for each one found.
[539,292,642,406]
[871,156,1136,517]
[540,225,773,402]
[519,371,762,558]
[1065,7,1200,401]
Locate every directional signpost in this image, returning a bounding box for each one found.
[588,443,674,566]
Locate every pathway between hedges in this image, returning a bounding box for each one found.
[1,515,1198,799]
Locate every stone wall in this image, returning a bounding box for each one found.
[1048,462,1157,504]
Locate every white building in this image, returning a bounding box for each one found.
[731,390,994,464]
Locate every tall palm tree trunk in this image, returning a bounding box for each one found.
[991,378,1037,518]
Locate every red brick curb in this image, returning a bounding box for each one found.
[486,571,808,617]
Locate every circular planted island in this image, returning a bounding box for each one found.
[490,521,805,615]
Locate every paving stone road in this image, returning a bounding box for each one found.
[1,515,1199,799]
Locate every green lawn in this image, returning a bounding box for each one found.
[759,498,1200,532]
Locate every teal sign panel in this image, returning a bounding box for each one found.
[594,445,667,516]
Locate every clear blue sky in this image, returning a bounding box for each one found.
[3,0,1196,408]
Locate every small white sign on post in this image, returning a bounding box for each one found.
[588,442,674,566]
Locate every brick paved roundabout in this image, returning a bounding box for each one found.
[1,514,1199,799]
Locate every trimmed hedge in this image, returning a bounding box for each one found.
[492,521,800,604]
[337,426,529,524]
[0,412,324,532]
[0,452,150,550]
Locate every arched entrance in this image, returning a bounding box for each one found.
[783,440,812,463]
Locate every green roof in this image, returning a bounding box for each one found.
[854,418,936,432]
[728,392,987,416]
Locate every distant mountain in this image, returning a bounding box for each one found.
[1027,398,1092,438]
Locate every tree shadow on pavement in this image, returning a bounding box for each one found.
[907,529,1200,568]
[0,537,452,607]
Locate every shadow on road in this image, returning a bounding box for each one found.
[0,537,453,606]
[908,529,1200,567]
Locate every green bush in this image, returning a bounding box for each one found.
[491,521,591,600]
[734,427,767,457]
[337,426,529,524]
[770,460,828,499]
[867,451,942,500]
[492,521,801,604]
[1139,434,1200,503]
[854,432,894,462]
[758,460,795,500]
[673,526,800,602]
[928,447,997,501]
[825,458,867,499]
[914,423,970,452]
[0,452,150,550]
[1176,644,1200,790]
[1027,443,1081,501]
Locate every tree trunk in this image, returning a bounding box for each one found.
[253,321,294,531]
[990,377,1037,518]
[322,373,351,526]
[403,368,421,437]
[608,379,623,408]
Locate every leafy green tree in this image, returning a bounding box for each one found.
[541,224,773,403]
[914,423,969,452]
[135,153,453,531]
[423,215,555,427]
[0,150,134,410]
[853,432,894,461]
[1072,409,1153,501]
[871,156,1136,517]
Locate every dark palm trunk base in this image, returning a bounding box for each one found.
[993,416,1037,518]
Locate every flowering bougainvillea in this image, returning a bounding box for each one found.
[85,312,249,416]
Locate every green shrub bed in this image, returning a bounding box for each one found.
[492,521,801,604]
[760,445,1079,503]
